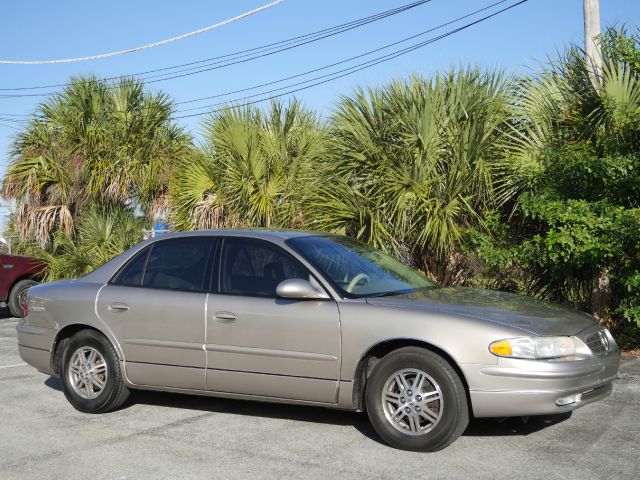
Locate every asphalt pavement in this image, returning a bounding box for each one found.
[1,316,638,480]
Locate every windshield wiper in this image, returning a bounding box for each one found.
[368,290,409,298]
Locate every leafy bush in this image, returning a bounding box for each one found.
[473,27,640,343]
[34,206,144,282]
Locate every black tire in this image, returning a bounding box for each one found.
[59,329,130,413]
[365,347,469,451]
[8,278,37,318]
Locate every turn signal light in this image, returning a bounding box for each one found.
[489,340,512,356]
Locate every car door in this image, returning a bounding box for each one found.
[205,237,341,403]
[96,236,215,390]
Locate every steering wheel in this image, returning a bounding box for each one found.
[346,273,370,293]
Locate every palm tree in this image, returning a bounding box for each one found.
[507,28,640,199]
[1,76,191,245]
[39,205,145,281]
[169,99,326,230]
[305,68,515,283]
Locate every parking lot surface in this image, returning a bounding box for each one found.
[1,316,638,480]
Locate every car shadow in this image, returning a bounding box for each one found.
[44,376,572,443]
[45,376,63,391]
[43,375,381,442]
[133,388,384,441]
[463,413,573,437]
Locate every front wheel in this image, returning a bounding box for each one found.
[365,347,469,451]
[59,329,129,413]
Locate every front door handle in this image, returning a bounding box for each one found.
[214,311,237,322]
[108,303,130,313]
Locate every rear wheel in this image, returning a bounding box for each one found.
[365,347,469,451]
[59,329,129,413]
[8,278,37,318]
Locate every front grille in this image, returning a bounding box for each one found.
[585,330,609,356]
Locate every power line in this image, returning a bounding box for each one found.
[0,1,284,65]
[0,117,27,123]
[173,0,519,114]
[174,0,512,111]
[174,0,528,119]
[127,1,433,86]
[0,0,527,124]
[0,1,433,96]
[0,121,19,130]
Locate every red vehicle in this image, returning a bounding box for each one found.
[0,253,44,317]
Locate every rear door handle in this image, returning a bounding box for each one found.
[214,311,237,322]
[108,303,130,313]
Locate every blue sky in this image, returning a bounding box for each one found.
[0,0,638,212]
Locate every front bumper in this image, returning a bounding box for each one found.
[464,329,620,418]
[470,378,615,417]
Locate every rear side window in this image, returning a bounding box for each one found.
[142,237,214,292]
[219,238,309,297]
[112,247,149,286]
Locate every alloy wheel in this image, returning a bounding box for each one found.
[381,368,443,436]
[67,346,108,400]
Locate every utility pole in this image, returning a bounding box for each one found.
[583,0,602,82]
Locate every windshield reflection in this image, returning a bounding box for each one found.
[287,236,438,298]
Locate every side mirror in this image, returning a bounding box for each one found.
[276,278,330,300]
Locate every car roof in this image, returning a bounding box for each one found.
[150,229,333,241]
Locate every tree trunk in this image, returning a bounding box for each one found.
[591,267,612,326]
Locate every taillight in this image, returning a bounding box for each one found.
[22,301,28,317]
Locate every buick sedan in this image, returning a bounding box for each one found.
[17,230,620,451]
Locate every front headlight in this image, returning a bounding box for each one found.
[489,336,591,360]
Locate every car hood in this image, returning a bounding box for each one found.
[365,287,597,336]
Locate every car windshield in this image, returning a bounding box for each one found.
[287,235,438,298]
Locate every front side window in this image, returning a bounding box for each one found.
[287,235,438,298]
[142,237,214,292]
[219,238,309,297]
